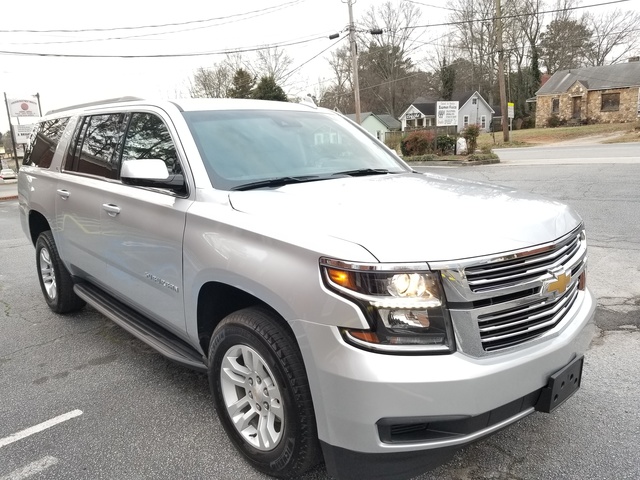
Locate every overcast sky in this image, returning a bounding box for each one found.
[0,0,629,134]
[1,0,442,133]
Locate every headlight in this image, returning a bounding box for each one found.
[320,258,455,354]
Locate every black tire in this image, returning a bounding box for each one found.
[35,231,85,314]
[208,307,321,478]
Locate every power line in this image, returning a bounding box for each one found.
[406,0,631,30]
[0,36,329,59]
[282,35,348,81]
[0,0,308,34]
[403,0,461,12]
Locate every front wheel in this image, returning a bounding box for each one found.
[35,231,85,313]
[208,307,320,478]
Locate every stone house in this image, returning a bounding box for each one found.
[535,61,640,127]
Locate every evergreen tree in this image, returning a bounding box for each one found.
[252,76,288,102]
[227,69,255,99]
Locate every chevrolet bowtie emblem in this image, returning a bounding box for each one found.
[545,272,571,296]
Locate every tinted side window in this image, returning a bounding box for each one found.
[65,114,124,178]
[121,113,182,176]
[23,118,70,168]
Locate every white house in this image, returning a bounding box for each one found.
[399,92,495,133]
[454,91,495,133]
[398,97,436,131]
[345,112,401,140]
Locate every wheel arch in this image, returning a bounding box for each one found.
[196,282,297,356]
[28,210,51,246]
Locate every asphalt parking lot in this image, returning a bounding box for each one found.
[1,159,639,479]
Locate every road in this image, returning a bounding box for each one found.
[1,149,639,480]
[493,142,640,165]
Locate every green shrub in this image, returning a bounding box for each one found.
[436,135,456,155]
[520,116,535,129]
[401,130,435,156]
[384,137,400,151]
[480,144,493,155]
[547,115,560,128]
[462,124,481,154]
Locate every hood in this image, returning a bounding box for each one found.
[228,173,582,263]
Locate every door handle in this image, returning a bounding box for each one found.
[56,189,70,200]
[102,203,121,217]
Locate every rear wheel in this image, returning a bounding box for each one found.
[208,307,320,478]
[35,231,85,313]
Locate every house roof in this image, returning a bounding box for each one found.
[411,103,436,116]
[453,91,496,114]
[345,112,401,130]
[536,62,640,95]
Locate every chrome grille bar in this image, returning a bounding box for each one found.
[466,235,580,292]
[437,225,587,355]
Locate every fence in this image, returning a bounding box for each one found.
[383,126,459,149]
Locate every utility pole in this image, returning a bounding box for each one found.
[496,0,509,142]
[347,0,361,124]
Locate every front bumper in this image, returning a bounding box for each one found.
[291,288,595,479]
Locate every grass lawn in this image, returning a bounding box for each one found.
[478,122,640,149]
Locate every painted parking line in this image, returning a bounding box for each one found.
[0,456,59,480]
[0,410,83,449]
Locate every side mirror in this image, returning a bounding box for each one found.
[121,159,186,194]
[121,159,169,180]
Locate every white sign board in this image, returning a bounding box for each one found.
[436,101,459,127]
[405,112,422,120]
[508,102,515,119]
[8,96,40,117]
[15,124,34,144]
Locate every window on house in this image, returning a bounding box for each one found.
[472,98,477,105]
[463,115,469,127]
[552,98,559,114]
[601,93,620,112]
[481,116,486,129]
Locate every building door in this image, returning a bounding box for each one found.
[572,97,582,119]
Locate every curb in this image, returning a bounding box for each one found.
[0,195,18,202]
[407,158,501,167]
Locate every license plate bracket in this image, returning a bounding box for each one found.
[535,356,584,413]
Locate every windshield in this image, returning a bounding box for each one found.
[182,109,409,190]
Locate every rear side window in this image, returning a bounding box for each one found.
[64,114,125,178]
[121,113,182,176]
[23,118,70,168]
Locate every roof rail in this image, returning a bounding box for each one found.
[45,96,144,116]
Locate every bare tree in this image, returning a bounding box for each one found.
[188,54,253,98]
[357,0,423,116]
[318,45,354,113]
[540,17,592,73]
[447,0,499,103]
[584,9,640,66]
[253,47,294,86]
[189,65,232,98]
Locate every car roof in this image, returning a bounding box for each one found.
[44,97,325,118]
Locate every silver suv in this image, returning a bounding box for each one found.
[18,97,595,480]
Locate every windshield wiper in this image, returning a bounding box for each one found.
[232,175,324,191]
[331,168,396,177]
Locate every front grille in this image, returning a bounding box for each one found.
[478,282,579,351]
[437,226,587,355]
[465,231,581,293]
